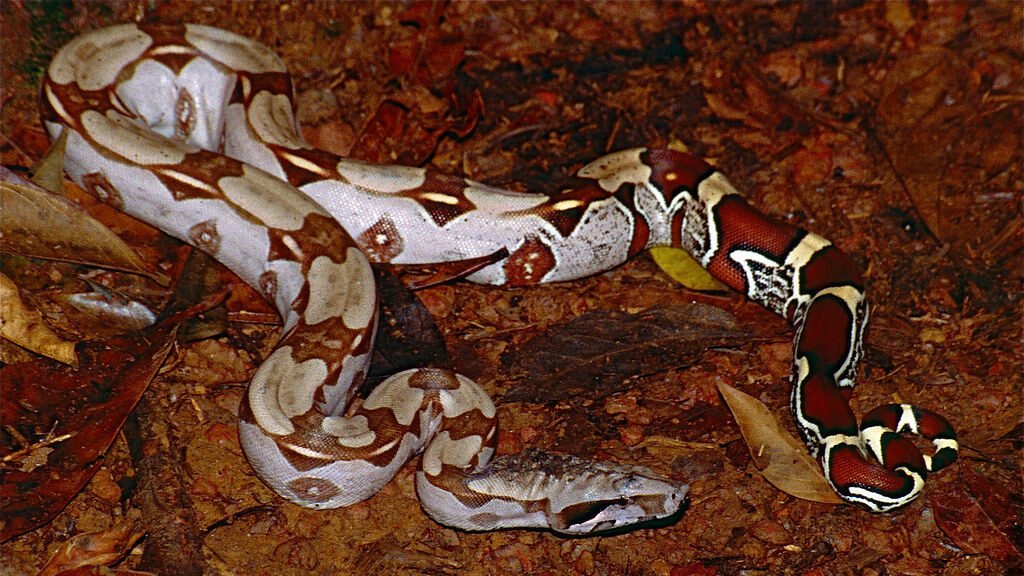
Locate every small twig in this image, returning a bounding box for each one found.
[2,433,74,463]
[1,420,72,464]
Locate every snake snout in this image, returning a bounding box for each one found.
[550,473,689,535]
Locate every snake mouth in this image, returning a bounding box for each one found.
[551,488,689,535]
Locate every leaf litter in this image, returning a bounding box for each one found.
[1,1,1020,575]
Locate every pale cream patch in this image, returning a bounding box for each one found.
[338,248,376,329]
[50,24,152,90]
[815,285,864,308]
[462,181,548,212]
[279,234,304,261]
[248,346,328,435]
[148,44,196,57]
[219,165,319,230]
[860,425,888,463]
[363,373,426,426]
[728,249,781,281]
[794,355,811,383]
[82,110,193,165]
[248,90,306,149]
[44,85,73,127]
[322,415,376,448]
[335,159,426,193]
[577,148,651,192]
[440,375,496,419]
[695,171,741,206]
[158,167,221,196]
[366,436,403,458]
[277,440,335,459]
[421,431,483,477]
[304,251,375,329]
[894,405,917,432]
[419,192,460,205]
[184,24,286,73]
[551,199,585,211]
[108,89,132,116]
[784,232,832,268]
[279,150,332,178]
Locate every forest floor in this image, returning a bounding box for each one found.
[1,2,1021,575]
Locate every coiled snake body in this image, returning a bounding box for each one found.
[41,23,957,533]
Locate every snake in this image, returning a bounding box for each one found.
[41,23,958,532]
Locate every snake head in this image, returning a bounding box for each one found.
[446,449,688,535]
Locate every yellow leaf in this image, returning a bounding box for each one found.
[0,273,78,366]
[30,128,68,195]
[716,380,843,504]
[650,246,727,292]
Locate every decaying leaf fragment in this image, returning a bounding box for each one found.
[0,272,77,365]
[717,381,842,504]
[64,279,158,333]
[29,127,69,195]
[36,521,147,576]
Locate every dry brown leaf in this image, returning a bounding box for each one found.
[931,472,1022,562]
[0,273,77,365]
[716,380,842,504]
[0,177,170,286]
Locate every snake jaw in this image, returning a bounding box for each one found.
[436,449,688,534]
[546,473,688,535]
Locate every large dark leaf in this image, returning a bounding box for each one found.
[0,313,187,541]
[502,303,749,403]
[364,266,449,390]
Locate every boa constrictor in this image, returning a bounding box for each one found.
[42,23,958,531]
